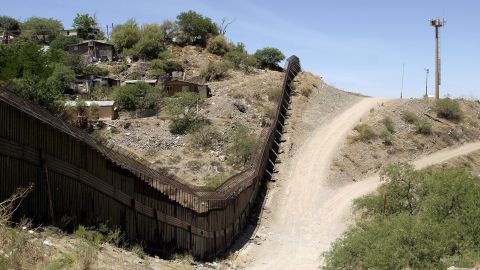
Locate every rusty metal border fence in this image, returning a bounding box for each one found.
[0,56,301,258]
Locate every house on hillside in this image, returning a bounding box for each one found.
[65,100,117,121]
[60,29,78,37]
[162,78,211,97]
[75,76,121,96]
[68,40,115,62]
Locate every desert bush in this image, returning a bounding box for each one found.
[223,50,247,68]
[74,225,103,247]
[354,123,376,142]
[382,116,395,133]
[112,63,128,74]
[205,173,230,188]
[190,125,222,147]
[130,244,147,259]
[0,185,38,269]
[200,61,233,81]
[416,120,432,135]
[402,110,418,124]
[90,86,114,100]
[241,55,258,73]
[169,117,205,135]
[300,87,312,97]
[74,241,97,270]
[114,82,159,111]
[380,129,394,145]
[434,98,464,121]
[228,124,256,166]
[206,35,232,56]
[267,87,280,101]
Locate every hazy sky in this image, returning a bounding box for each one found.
[2,0,479,98]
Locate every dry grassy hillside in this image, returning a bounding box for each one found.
[93,46,287,187]
[329,98,480,184]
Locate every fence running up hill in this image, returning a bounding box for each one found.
[0,56,301,259]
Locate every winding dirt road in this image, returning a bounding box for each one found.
[237,97,480,269]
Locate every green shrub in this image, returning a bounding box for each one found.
[434,98,464,121]
[416,120,432,135]
[402,110,418,124]
[114,82,158,110]
[223,50,247,68]
[241,55,258,73]
[354,123,376,142]
[83,65,109,76]
[382,116,395,133]
[200,61,233,81]
[206,35,232,56]
[267,88,280,101]
[190,126,222,147]
[169,118,191,134]
[205,173,230,188]
[90,86,114,100]
[74,225,103,246]
[228,124,256,166]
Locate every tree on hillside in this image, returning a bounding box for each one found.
[49,35,81,51]
[134,24,165,60]
[254,47,285,69]
[0,16,20,32]
[159,20,177,45]
[176,10,218,46]
[46,63,76,95]
[111,19,141,54]
[72,13,103,40]
[21,17,63,43]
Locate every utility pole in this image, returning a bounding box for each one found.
[400,63,405,99]
[430,18,444,99]
[424,68,429,97]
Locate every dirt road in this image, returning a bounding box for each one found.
[237,98,382,269]
[236,96,480,269]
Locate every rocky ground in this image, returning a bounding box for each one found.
[329,98,480,185]
[95,68,283,186]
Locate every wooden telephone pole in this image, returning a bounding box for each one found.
[430,18,444,99]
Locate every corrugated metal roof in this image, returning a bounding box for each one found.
[65,100,115,107]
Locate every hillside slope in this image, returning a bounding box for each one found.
[329,98,480,184]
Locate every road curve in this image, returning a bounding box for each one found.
[238,96,480,269]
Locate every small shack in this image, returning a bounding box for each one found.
[163,79,210,97]
[68,40,115,62]
[65,100,116,121]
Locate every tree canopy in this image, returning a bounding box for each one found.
[0,16,20,32]
[254,47,285,69]
[134,24,165,60]
[72,13,102,40]
[111,19,141,54]
[21,17,63,43]
[175,10,218,46]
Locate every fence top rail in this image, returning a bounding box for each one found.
[0,55,300,212]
